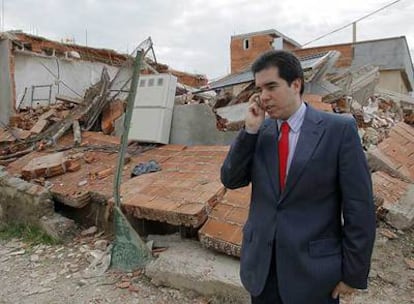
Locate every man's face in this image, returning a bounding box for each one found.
[255,66,302,120]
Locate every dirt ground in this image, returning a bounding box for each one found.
[0,222,413,304]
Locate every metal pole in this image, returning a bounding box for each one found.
[111,49,153,271]
[352,22,357,43]
[1,0,4,32]
[113,50,142,205]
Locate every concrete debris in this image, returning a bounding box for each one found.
[0,29,413,275]
[81,226,98,237]
[145,234,249,303]
[10,249,26,256]
[378,228,398,240]
[83,244,112,278]
[373,171,414,230]
[94,239,109,251]
[404,258,414,270]
[39,214,77,242]
[21,152,81,180]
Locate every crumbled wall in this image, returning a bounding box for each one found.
[0,166,54,225]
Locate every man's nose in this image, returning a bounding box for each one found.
[260,90,270,104]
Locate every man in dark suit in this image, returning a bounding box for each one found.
[221,50,376,304]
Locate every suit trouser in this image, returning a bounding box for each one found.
[250,244,340,304]
[251,244,283,304]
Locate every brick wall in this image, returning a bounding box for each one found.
[170,70,208,88]
[230,34,274,73]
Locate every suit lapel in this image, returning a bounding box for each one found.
[262,119,281,200]
[279,106,325,203]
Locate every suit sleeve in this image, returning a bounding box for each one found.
[339,118,376,289]
[221,129,258,189]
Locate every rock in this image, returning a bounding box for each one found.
[81,226,98,237]
[128,285,140,293]
[379,228,398,239]
[94,240,109,251]
[86,250,104,264]
[77,279,88,287]
[116,281,130,289]
[404,258,414,270]
[59,269,69,275]
[79,245,90,253]
[78,180,88,187]
[39,214,77,242]
[10,250,25,256]
[363,127,380,147]
[30,254,40,262]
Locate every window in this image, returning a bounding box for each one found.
[139,79,146,87]
[243,38,250,50]
[148,78,155,87]
[157,78,164,86]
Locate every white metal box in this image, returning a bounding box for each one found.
[134,74,177,108]
[129,73,177,144]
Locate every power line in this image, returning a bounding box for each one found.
[302,0,404,47]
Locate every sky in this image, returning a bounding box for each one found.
[1,0,413,80]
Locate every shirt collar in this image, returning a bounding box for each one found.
[277,102,306,133]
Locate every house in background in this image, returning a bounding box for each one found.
[294,37,414,94]
[229,28,413,94]
[230,29,301,74]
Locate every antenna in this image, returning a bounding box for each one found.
[1,0,4,32]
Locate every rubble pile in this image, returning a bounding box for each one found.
[0,31,413,263]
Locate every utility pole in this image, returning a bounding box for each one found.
[352,22,357,43]
[1,0,4,32]
[85,29,88,46]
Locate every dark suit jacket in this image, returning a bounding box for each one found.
[221,105,376,304]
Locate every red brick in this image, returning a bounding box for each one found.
[375,122,414,181]
[372,171,410,209]
[303,94,332,112]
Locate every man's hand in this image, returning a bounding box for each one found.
[245,93,265,134]
[331,281,355,299]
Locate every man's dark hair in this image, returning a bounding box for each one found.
[251,50,304,95]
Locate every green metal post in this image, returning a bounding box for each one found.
[111,49,153,271]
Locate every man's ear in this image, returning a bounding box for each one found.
[291,78,301,94]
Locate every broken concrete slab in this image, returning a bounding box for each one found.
[373,171,414,230]
[0,127,31,143]
[122,146,229,228]
[215,103,249,131]
[170,104,237,146]
[367,122,414,182]
[7,134,187,209]
[146,234,249,304]
[29,119,49,135]
[199,186,250,257]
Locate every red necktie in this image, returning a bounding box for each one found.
[279,122,289,191]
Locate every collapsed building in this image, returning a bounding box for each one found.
[0,29,413,260]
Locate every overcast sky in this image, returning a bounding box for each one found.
[2,0,413,80]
